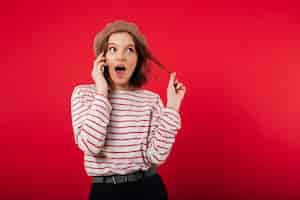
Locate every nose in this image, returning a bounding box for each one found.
[116,50,126,61]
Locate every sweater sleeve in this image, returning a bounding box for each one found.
[145,95,181,165]
[71,86,112,155]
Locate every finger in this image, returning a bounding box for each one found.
[177,85,185,92]
[95,53,106,63]
[175,83,183,90]
[178,85,186,94]
[174,79,179,87]
[95,55,102,63]
[100,65,106,73]
[97,65,103,73]
[97,51,105,58]
[92,55,104,71]
[94,60,106,73]
[181,86,186,94]
[168,72,176,87]
[95,57,106,65]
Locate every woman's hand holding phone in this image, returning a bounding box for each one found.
[92,52,109,97]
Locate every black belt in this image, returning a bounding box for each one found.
[92,167,157,184]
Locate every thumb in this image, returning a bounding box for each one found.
[168,72,176,88]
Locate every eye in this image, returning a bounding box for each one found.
[108,47,116,53]
[127,47,135,53]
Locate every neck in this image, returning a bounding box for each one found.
[111,84,132,91]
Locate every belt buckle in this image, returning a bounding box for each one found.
[112,176,117,184]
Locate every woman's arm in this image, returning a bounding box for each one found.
[145,95,181,165]
[145,72,185,165]
[71,85,112,155]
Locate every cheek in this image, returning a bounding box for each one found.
[129,56,138,69]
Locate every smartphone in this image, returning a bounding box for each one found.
[99,49,110,83]
[103,64,109,82]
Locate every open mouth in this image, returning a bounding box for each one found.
[115,65,126,71]
[114,65,126,78]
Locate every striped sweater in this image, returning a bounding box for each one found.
[71,84,181,176]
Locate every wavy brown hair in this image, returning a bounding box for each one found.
[96,31,165,88]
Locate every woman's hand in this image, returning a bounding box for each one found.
[91,52,109,96]
[166,72,186,112]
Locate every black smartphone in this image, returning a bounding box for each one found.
[103,64,109,82]
[100,49,110,83]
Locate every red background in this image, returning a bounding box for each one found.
[1,0,300,199]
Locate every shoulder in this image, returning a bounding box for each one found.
[72,84,96,96]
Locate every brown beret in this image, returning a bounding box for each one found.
[93,20,147,57]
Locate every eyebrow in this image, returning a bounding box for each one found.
[108,42,135,48]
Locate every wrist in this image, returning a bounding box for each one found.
[166,102,180,112]
[96,90,108,97]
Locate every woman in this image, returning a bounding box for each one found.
[71,20,186,200]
